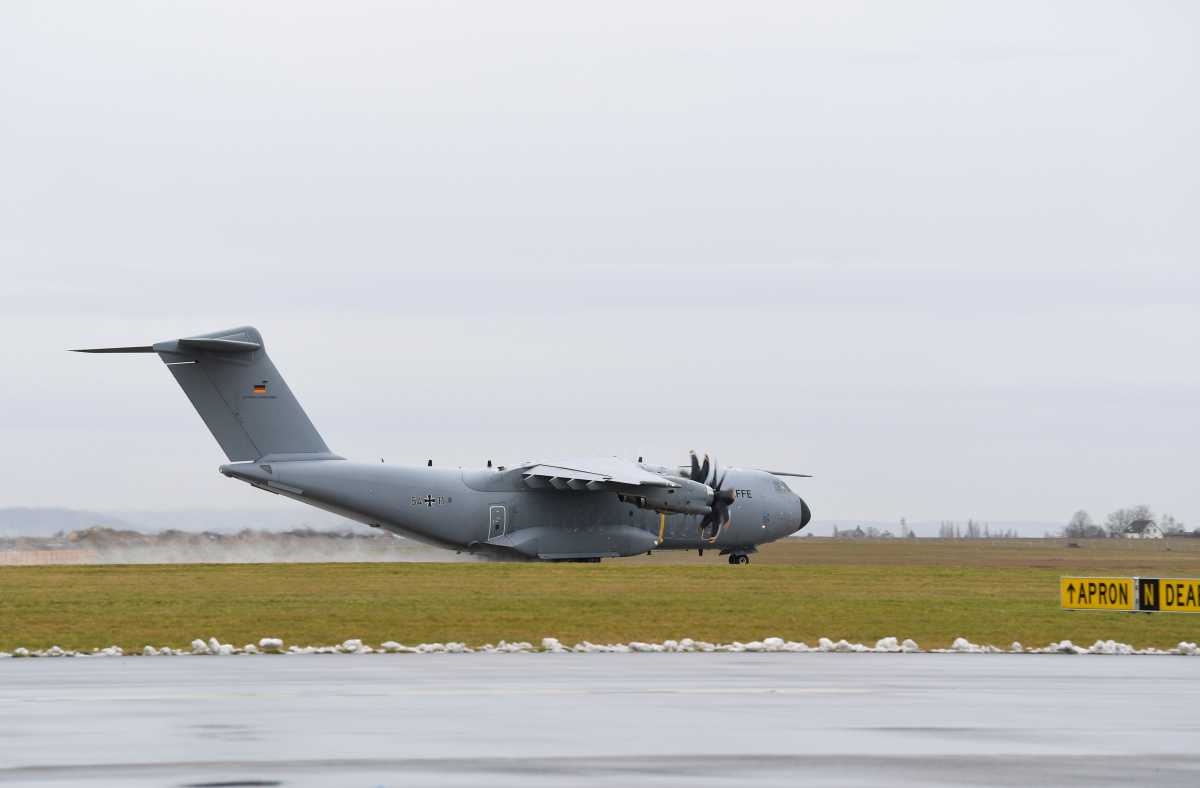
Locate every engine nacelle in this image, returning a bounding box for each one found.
[615,477,713,516]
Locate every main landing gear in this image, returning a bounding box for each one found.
[727,554,750,565]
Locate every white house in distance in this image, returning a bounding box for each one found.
[1123,520,1164,539]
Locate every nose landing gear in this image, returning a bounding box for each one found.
[727,554,750,565]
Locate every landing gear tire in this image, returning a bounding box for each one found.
[728,554,750,565]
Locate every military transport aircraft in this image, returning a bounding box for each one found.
[76,327,811,564]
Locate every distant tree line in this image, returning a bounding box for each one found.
[1060,507,1195,538]
[831,518,1018,539]
[935,519,1019,539]
[832,525,916,539]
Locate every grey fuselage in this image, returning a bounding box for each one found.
[221,460,811,560]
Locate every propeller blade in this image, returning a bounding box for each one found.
[686,452,734,543]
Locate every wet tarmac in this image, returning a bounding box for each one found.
[1,653,1197,786]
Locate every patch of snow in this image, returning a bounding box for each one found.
[936,637,1002,654]
[570,641,609,653]
[491,640,533,653]
[629,641,664,653]
[10,634,1198,659]
[190,638,234,656]
[415,642,445,653]
[821,639,868,653]
[1087,640,1135,655]
[1039,640,1087,655]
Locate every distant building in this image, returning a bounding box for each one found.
[1123,520,1163,540]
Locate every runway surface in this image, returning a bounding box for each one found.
[2,653,1198,787]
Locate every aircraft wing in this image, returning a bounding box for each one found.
[521,457,676,491]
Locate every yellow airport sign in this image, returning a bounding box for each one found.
[1060,576,1200,613]
[1060,577,1135,611]
[1139,578,1200,613]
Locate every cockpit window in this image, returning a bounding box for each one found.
[773,479,790,493]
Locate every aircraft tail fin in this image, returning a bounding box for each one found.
[74,326,336,462]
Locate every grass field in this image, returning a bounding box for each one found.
[2,538,1199,652]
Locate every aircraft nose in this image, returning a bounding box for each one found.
[796,497,811,532]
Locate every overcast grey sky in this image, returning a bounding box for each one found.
[1,1,1197,526]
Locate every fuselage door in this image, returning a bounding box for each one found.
[488,505,507,539]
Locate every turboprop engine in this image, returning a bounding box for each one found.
[682,452,736,542]
[615,476,714,516]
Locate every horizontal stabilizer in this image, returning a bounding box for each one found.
[177,337,262,353]
[72,336,261,355]
[71,346,155,354]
